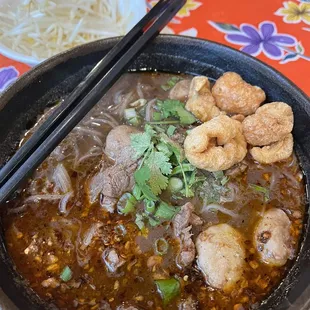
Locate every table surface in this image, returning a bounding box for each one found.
[0,0,309,309]
[0,0,309,95]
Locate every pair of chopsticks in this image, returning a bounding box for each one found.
[0,0,186,204]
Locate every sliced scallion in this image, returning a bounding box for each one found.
[155,278,180,305]
[60,266,72,282]
[168,177,183,193]
[145,200,156,214]
[155,202,179,220]
[154,238,169,255]
[117,193,137,214]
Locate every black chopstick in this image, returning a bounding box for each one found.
[0,0,182,188]
[0,0,186,204]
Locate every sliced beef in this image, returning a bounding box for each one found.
[105,125,140,165]
[101,163,136,198]
[173,202,202,268]
[87,163,136,210]
[102,248,126,273]
[87,125,140,208]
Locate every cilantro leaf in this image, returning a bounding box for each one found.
[131,132,152,158]
[143,151,171,195]
[134,165,157,201]
[146,151,172,175]
[157,99,196,125]
[167,125,176,137]
[159,134,185,163]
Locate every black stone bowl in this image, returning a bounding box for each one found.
[0,35,309,310]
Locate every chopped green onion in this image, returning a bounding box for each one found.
[60,266,72,282]
[117,193,137,214]
[128,116,141,126]
[155,278,180,305]
[154,238,169,255]
[124,108,141,126]
[161,76,181,91]
[149,216,161,227]
[171,163,195,175]
[135,213,145,230]
[124,108,137,119]
[249,184,270,202]
[145,200,156,214]
[167,125,176,137]
[155,202,179,220]
[168,177,183,193]
[153,111,162,121]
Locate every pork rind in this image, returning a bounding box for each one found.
[212,72,266,115]
[184,115,247,171]
[242,102,293,146]
[169,79,191,102]
[250,134,293,164]
[185,76,222,122]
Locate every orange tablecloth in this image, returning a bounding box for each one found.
[0,0,309,95]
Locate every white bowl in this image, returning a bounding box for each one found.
[0,0,147,67]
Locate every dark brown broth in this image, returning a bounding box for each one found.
[2,73,306,310]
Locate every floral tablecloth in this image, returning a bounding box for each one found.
[0,0,310,95]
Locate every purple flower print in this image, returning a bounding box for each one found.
[0,66,19,92]
[225,21,296,60]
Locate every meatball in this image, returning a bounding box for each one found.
[196,224,245,291]
[185,76,222,122]
[212,72,266,115]
[169,79,191,102]
[254,208,293,267]
[105,125,140,164]
[242,102,294,146]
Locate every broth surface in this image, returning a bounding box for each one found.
[2,72,306,310]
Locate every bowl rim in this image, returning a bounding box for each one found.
[1,34,309,104]
[0,34,309,310]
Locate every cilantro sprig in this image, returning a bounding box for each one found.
[152,99,196,125]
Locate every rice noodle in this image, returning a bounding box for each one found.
[59,192,73,215]
[0,0,137,60]
[25,194,64,203]
[136,83,144,99]
[145,99,157,122]
[7,204,28,214]
[202,203,239,218]
[53,163,72,193]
